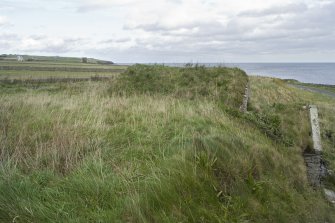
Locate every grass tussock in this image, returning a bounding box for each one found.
[0,68,334,222]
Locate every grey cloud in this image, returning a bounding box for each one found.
[2,0,335,63]
[1,34,84,54]
[76,1,131,13]
[0,33,18,50]
[0,1,16,10]
[279,2,335,30]
[124,1,335,60]
[239,3,308,17]
[0,33,19,40]
[37,38,83,53]
[0,0,47,11]
[76,3,106,13]
[124,21,200,32]
[0,17,9,27]
[29,35,48,40]
[100,37,132,44]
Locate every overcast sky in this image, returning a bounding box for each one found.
[0,0,334,63]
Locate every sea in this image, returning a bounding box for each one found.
[225,63,335,85]
[121,63,335,85]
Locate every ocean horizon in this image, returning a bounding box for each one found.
[119,63,335,85]
[226,63,335,85]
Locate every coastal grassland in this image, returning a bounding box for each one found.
[0,67,334,222]
[250,76,335,184]
[0,70,120,80]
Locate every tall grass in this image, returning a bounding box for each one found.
[109,64,248,109]
[0,69,334,222]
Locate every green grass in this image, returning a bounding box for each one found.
[0,66,334,222]
[109,64,248,109]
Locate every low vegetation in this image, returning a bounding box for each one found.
[0,65,334,222]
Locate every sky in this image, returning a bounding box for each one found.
[0,0,335,63]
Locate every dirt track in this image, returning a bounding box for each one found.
[290,84,335,99]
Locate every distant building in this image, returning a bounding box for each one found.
[17,56,24,62]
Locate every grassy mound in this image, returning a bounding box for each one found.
[109,64,248,109]
[0,68,334,222]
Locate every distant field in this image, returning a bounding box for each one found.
[0,60,127,80]
[0,70,120,80]
[0,60,127,69]
[0,54,112,64]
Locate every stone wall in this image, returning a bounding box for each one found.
[304,153,322,187]
[0,66,124,73]
[309,105,322,154]
[304,105,325,187]
[0,76,113,84]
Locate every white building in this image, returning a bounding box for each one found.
[17,56,24,62]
